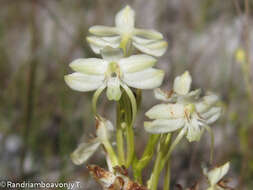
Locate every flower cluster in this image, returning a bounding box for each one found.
[64,5,231,190]
[145,71,222,142]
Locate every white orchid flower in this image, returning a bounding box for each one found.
[71,116,115,165]
[65,47,164,102]
[204,162,230,190]
[144,93,221,142]
[87,5,168,57]
[154,71,201,103]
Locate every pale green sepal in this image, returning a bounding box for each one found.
[196,94,220,114]
[154,88,173,102]
[89,25,119,36]
[133,40,168,57]
[106,77,122,101]
[178,89,202,102]
[64,72,104,92]
[132,36,155,44]
[187,89,202,98]
[144,119,184,134]
[204,107,222,124]
[69,58,108,75]
[119,54,156,73]
[101,46,124,62]
[87,36,120,54]
[202,107,221,119]
[205,162,230,186]
[173,71,192,95]
[133,29,163,40]
[115,5,135,31]
[145,103,185,120]
[71,139,100,165]
[123,68,164,89]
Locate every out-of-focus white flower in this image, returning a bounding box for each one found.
[65,47,164,101]
[87,5,167,57]
[71,116,114,165]
[154,71,201,103]
[144,71,221,142]
[204,162,230,190]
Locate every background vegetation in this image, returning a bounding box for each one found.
[0,0,253,189]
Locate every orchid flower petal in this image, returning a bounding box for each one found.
[123,68,164,89]
[144,119,184,134]
[206,162,230,186]
[87,36,120,54]
[133,40,168,57]
[196,93,219,113]
[119,54,156,73]
[145,103,185,119]
[69,58,108,75]
[173,71,192,95]
[115,5,135,31]
[89,26,119,36]
[71,139,101,165]
[64,72,104,92]
[133,29,163,40]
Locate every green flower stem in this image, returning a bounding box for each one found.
[133,134,160,183]
[103,140,119,167]
[163,159,171,190]
[149,150,163,190]
[126,123,135,168]
[159,129,186,174]
[204,125,214,164]
[150,134,171,190]
[116,102,125,166]
[116,129,125,165]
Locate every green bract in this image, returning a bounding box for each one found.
[204,162,230,190]
[65,47,164,101]
[145,71,222,142]
[87,5,168,57]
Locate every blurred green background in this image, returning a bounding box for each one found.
[0,0,253,189]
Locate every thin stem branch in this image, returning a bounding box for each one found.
[149,134,172,190]
[20,0,39,178]
[150,151,163,190]
[103,140,119,167]
[163,159,171,190]
[133,134,160,183]
[116,102,125,165]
